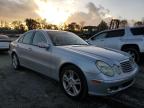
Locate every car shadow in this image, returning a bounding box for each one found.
[0,51,9,55]
[16,67,132,108]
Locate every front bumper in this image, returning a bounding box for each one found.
[89,78,135,96]
[87,66,138,96]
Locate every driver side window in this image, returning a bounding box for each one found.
[92,32,107,40]
[32,31,47,46]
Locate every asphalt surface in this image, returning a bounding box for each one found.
[0,52,110,108]
[0,36,144,108]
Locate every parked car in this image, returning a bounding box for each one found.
[9,30,138,99]
[87,26,144,63]
[0,35,11,51]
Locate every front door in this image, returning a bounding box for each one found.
[89,32,107,48]
[30,31,56,77]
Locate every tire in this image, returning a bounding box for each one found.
[123,48,140,63]
[60,65,88,100]
[12,53,20,70]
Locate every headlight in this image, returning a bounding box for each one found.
[96,61,115,77]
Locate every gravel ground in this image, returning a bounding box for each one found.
[0,41,144,108]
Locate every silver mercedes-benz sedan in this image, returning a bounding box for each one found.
[9,30,138,99]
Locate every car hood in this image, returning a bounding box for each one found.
[60,45,129,62]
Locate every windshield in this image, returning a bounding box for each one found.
[47,31,88,46]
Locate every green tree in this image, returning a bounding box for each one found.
[134,21,143,26]
[25,18,40,30]
[142,17,144,24]
[12,21,21,30]
[67,22,81,32]
[11,21,26,33]
[19,24,25,33]
[43,24,58,30]
[97,20,108,32]
[120,20,128,28]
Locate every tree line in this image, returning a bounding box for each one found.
[0,18,109,34]
[0,18,144,38]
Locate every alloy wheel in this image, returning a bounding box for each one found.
[62,70,81,96]
[12,54,19,69]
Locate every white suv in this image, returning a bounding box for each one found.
[87,26,144,62]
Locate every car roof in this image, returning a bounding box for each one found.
[33,29,69,33]
[89,26,144,39]
[130,25,144,29]
[100,26,144,33]
[101,28,125,32]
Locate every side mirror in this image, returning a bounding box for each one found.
[37,42,50,49]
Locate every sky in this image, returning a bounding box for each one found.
[91,0,144,20]
[0,0,143,25]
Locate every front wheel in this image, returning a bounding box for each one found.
[60,65,88,100]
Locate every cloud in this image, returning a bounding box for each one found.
[0,0,38,21]
[66,2,112,26]
[0,0,112,26]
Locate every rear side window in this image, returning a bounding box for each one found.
[93,32,107,40]
[106,29,125,38]
[22,32,34,44]
[131,27,144,36]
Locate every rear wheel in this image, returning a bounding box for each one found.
[12,53,20,70]
[60,65,88,100]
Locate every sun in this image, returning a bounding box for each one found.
[35,0,72,25]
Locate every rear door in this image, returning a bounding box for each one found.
[16,31,35,66]
[103,29,125,50]
[89,31,107,47]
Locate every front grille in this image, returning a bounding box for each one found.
[120,60,133,73]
